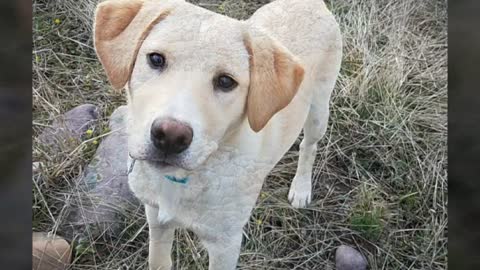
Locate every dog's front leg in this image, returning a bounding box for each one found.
[146,205,175,270]
[202,231,243,270]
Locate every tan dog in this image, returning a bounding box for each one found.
[94,0,342,269]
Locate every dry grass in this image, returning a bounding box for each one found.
[32,0,447,269]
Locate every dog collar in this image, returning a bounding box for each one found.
[164,175,189,185]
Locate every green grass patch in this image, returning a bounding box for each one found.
[350,185,388,240]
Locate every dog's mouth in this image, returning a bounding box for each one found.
[145,159,173,168]
[129,152,192,171]
[128,136,218,172]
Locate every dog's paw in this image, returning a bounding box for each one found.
[288,176,312,208]
[288,189,311,208]
[149,259,172,270]
[149,265,172,270]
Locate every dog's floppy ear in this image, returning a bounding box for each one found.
[94,0,171,90]
[243,27,305,132]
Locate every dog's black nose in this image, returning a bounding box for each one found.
[150,118,193,155]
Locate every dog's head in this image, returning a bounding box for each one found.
[94,0,304,171]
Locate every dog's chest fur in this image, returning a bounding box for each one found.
[128,145,273,232]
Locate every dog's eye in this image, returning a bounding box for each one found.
[147,53,166,69]
[214,75,238,92]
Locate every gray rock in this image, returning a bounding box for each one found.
[37,104,99,149]
[81,105,129,190]
[335,245,367,270]
[65,106,141,241]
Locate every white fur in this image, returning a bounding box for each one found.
[108,0,342,269]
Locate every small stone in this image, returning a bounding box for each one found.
[32,232,71,270]
[32,162,43,174]
[335,245,367,270]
